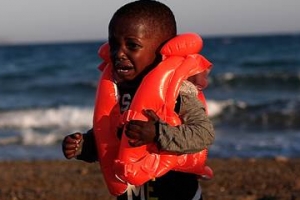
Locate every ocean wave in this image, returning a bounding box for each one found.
[1,99,299,147]
[240,58,300,68]
[0,130,60,146]
[211,99,300,130]
[0,101,224,146]
[0,106,93,146]
[0,106,93,129]
[210,72,300,88]
[0,100,227,131]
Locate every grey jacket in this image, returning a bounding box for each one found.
[157,80,214,153]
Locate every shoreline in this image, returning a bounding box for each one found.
[1,158,299,200]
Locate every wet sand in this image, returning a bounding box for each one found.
[1,158,299,200]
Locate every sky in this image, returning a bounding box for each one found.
[1,0,300,44]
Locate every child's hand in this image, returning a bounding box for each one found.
[62,132,83,159]
[125,109,159,147]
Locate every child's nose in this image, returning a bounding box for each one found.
[113,46,127,60]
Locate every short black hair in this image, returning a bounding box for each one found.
[109,0,177,40]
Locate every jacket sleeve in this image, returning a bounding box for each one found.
[156,92,215,154]
[76,129,98,162]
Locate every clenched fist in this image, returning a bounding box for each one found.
[125,109,160,147]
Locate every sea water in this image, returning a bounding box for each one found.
[0,34,300,160]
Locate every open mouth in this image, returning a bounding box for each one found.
[114,62,134,77]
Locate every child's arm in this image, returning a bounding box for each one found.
[157,92,215,154]
[125,93,215,153]
[124,80,214,153]
[76,129,98,162]
[62,129,98,162]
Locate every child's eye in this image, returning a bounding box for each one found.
[126,42,141,50]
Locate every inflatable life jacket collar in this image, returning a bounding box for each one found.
[97,33,204,70]
[98,42,110,62]
[97,43,110,71]
[160,32,203,57]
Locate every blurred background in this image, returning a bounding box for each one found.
[1,0,300,160]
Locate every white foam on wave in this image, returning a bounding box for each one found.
[0,106,93,129]
[0,100,241,146]
[206,99,235,117]
[0,100,231,129]
[21,129,61,146]
[0,106,93,146]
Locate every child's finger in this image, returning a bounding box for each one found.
[64,136,76,143]
[72,133,83,140]
[64,143,79,150]
[143,109,159,121]
[128,139,144,147]
[64,135,81,144]
[63,150,76,159]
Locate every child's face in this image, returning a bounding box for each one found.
[109,17,162,82]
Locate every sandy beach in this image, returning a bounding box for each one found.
[0,158,299,200]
